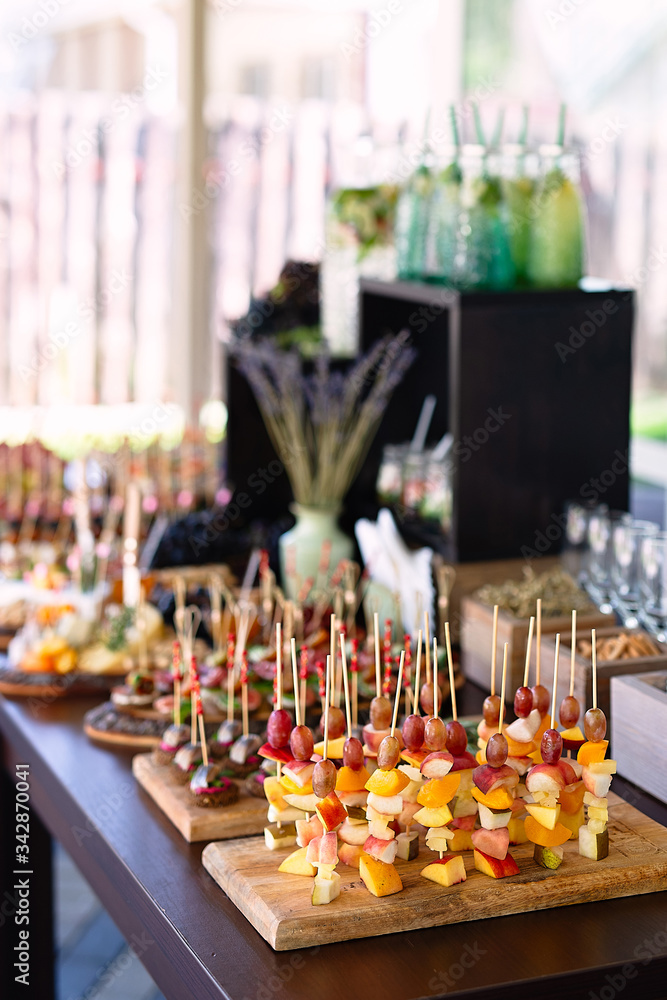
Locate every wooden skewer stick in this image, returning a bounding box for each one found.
[241,653,249,738]
[391,651,405,737]
[433,637,439,719]
[323,655,331,762]
[331,614,342,708]
[424,611,431,685]
[373,612,381,699]
[275,622,282,711]
[340,634,352,740]
[196,683,208,767]
[445,621,457,721]
[550,634,561,731]
[413,629,423,715]
[351,643,358,729]
[570,609,577,697]
[591,628,597,709]
[490,604,499,696]
[226,632,236,724]
[498,643,509,734]
[536,598,542,685]
[523,616,535,688]
[291,638,301,728]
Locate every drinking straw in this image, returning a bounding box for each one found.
[556,103,567,147]
[410,395,437,454]
[449,104,460,150]
[491,107,505,149]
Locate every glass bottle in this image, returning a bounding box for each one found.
[527,145,585,288]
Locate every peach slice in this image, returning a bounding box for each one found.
[336,765,371,792]
[473,848,519,879]
[338,818,369,846]
[359,854,403,896]
[451,752,478,772]
[577,740,609,765]
[559,781,586,815]
[296,815,324,848]
[278,846,316,877]
[471,786,515,812]
[505,735,536,758]
[508,816,528,845]
[472,763,519,795]
[560,726,586,753]
[420,752,454,778]
[305,830,338,865]
[471,826,510,860]
[582,768,613,799]
[282,760,315,787]
[421,854,466,887]
[525,763,566,796]
[363,834,399,864]
[315,791,348,831]
[449,828,474,852]
[524,815,572,847]
[417,773,461,808]
[365,768,410,797]
[337,843,364,869]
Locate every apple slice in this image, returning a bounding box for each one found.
[525,802,561,830]
[267,804,306,824]
[338,843,364,868]
[395,830,420,861]
[449,828,474,852]
[359,854,403,896]
[504,708,541,743]
[587,759,617,775]
[421,854,466,887]
[473,848,519,879]
[477,803,512,831]
[312,871,341,905]
[366,791,404,816]
[472,826,510,860]
[283,793,318,814]
[477,720,498,742]
[472,763,519,795]
[505,756,532,776]
[368,818,395,840]
[258,743,293,764]
[582,768,613,799]
[413,804,453,828]
[315,791,348,831]
[278,846,316,877]
[296,814,324,848]
[525,764,566,796]
[557,759,578,786]
[282,760,315,787]
[425,825,454,849]
[337,790,368,809]
[338,818,369,846]
[363,834,399,864]
[400,749,430,768]
[420,752,455,778]
[579,823,609,860]
[451,752,478,772]
[508,816,528,845]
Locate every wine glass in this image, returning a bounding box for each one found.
[610,519,659,627]
[639,532,667,642]
[585,508,632,614]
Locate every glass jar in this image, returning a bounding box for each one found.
[376,444,407,506]
[419,453,452,533]
[450,146,514,290]
[527,145,585,288]
[401,451,427,516]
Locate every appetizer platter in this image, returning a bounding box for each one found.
[201,607,667,950]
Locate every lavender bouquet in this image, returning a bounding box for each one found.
[232,332,415,507]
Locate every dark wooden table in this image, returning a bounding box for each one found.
[1,687,667,1000]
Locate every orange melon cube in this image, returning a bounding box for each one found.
[559,781,586,815]
[417,773,461,808]
[365,767,410,797]
[471,786,515,812]
[505,735,536,758]
[524,815,572,848]
[336,765,370,793]
[359,854,403,897]
[577,740,609,766]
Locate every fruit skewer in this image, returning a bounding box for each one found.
[335,634,371,867]
[471,643,521,879]
[578,629,616,861]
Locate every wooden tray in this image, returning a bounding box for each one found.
[202,792,667,951]
[133,752,268,842]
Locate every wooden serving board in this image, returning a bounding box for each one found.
[133,752,268,842]
[202,793,667,951]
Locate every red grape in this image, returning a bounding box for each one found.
[541,728,562,765]
[423,717,446,751]
[584,707,607,742]
[312,758,337,798]
[343,736,364,770]
[319,705,346,739]
[486,732,508,767]
[377,735,400,770]
[402,713,425,751]
[445,720,468,755]
[267,708,292,748]
[483,694,501,726]
[370,696,392,730]
[289,725,314,761]
[419,681,441,717]
[514,686,534,718]
[531,684,550,716]
[559,695,581,729]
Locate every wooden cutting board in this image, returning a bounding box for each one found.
[132,752,268,842]
[202,793,667,951]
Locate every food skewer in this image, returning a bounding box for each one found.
[350,639,359,729]
[172,641,182,728]
[340,633,352,739]
[413,629,423,715]
[192,663,208,766]
[226,631,236,723]
[291,638,302,728]
[373,612,381,699]
[491,604,499,697]
[241,652,249,737]
[299,646,308,725]
[445,622,456,720]
[535,598,542,685]
[424,610,432,685]
[391,651,405,736]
